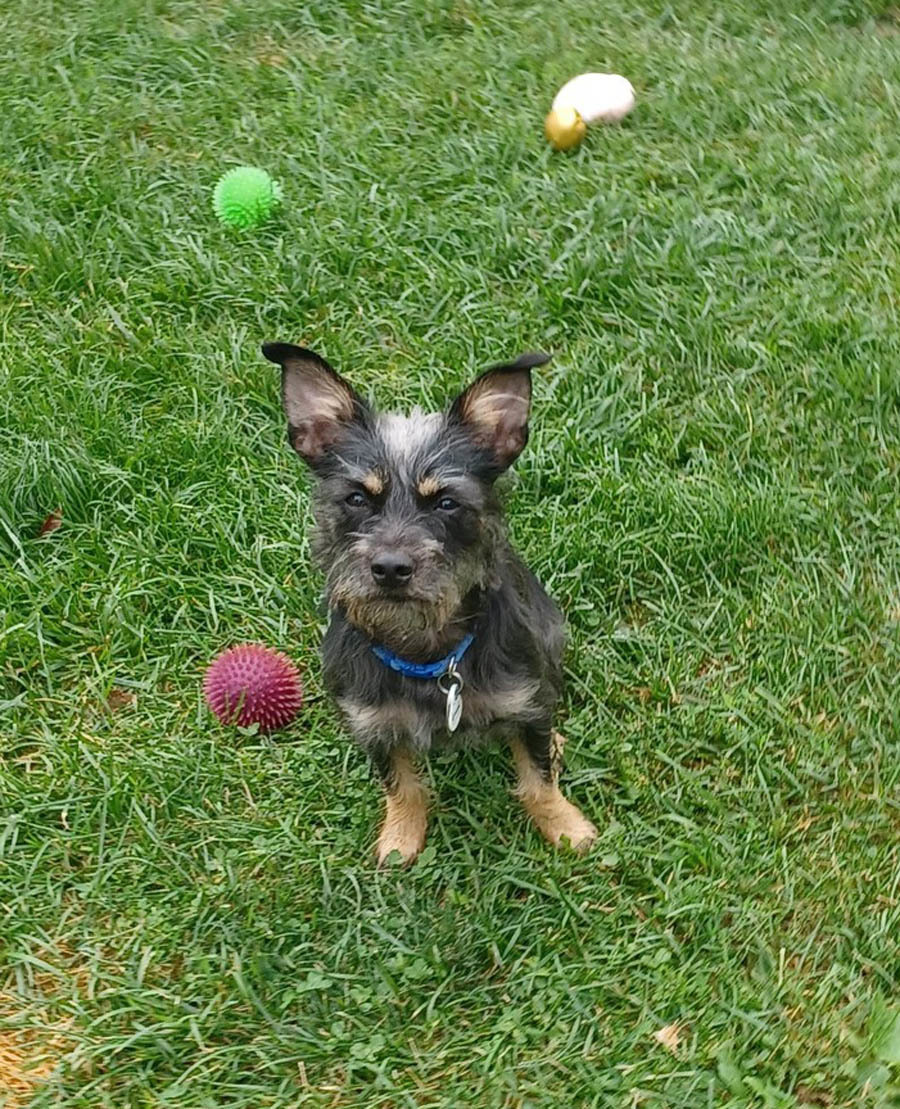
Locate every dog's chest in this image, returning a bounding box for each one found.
[339,678,540,752]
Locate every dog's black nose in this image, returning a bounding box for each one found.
[371,552,413,588]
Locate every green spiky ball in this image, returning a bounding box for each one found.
[212,166,283,230]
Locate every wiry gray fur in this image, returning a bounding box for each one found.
[262,343,567,786]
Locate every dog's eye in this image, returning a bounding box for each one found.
[345,490,368,508]
[436,496,459,512]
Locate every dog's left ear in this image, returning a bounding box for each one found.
[449,352,551,471]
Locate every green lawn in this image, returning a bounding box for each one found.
[2,0,900,1105]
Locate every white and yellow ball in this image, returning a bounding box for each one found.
[544,73,636,151]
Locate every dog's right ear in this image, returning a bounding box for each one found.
[262,343,368,466]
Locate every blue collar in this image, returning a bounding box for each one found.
[371,632,475,679]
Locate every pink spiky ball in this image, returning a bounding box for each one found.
[203,643,303,733]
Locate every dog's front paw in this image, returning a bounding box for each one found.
[375,810,427,867]
[525,793,598,854]
[547,800,598,853]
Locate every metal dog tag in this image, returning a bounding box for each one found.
[439,660,464,733]
[445,678,463,733]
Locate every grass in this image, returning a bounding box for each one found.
[2,0,900,1104]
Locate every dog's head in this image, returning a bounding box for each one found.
[262,343,550,652]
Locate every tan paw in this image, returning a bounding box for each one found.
[375,813,427,867]
[545,798,598,852]
[526,793,598,853]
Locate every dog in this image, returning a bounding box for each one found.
[262,342,598,864]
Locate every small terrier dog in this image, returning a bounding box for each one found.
[263,342,598,864]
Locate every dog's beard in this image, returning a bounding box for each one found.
[325,547,482,657]
[330,577,464,655]
[339,593,460,651]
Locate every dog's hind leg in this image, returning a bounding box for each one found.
[371,746,429,866]
[510,728,597,852]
